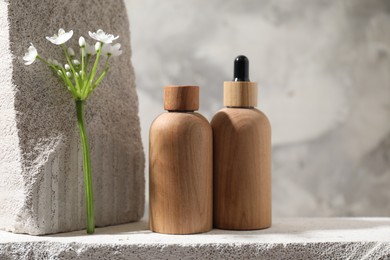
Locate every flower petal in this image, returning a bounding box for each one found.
[46,29,73,45]
[88,29,119,44]
[24,59,35,65]
[79,36,86,47]
[22,43,38,65]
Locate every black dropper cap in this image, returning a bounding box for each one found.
[233,55,250,82]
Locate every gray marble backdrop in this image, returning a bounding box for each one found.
[125,0,390,217]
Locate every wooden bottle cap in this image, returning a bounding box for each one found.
[164,86,199,111]
[224,81,258,107]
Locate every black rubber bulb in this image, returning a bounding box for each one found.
[233,55,250,82]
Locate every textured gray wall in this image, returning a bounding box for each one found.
[125,0,390,217]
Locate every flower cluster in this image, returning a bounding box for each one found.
[23,28,122,101]
[22,28,123,234]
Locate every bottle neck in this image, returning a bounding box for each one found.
[167,110,196,113]
[223,81,258,108]
[226,106,255,109]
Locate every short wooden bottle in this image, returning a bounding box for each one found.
[149,86,213,234]
[211,56,272,230]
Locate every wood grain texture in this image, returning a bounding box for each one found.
[211,107,271,230]
[164,86,199,111]
[224,82,258,107]
[149,112,213,234]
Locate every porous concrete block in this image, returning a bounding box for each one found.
[0,0,144,235]
[0,218,389,259]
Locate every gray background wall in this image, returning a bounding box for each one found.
[125,0,390,217]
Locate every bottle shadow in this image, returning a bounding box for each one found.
[46,217,390,238]
[205,217,390,238]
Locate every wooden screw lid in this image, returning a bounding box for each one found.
[164,85,199,111]
[224,81,258,107]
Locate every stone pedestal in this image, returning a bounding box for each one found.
[0,0,144,235]
[0,218,389,259]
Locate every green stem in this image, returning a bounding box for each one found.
[84,43,102,97]
[36,56,78,98]
[86,55,111,97]
[62,44,80,91]
[88,69,108,96]
[76,100,95,234]
[36,56,51,66]
[104,54,111,69]
[81,47,85,80]
[85,54,91,72]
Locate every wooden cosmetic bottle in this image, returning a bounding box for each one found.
[149,86,213,234]
[211,56,272,230]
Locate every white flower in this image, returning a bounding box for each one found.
[79,36,86,47]
[72,59,80,65]
[101,43,122,57]
[95,42,102,52]
[68,47,75,56]
[66,72,72,78]
[46,28,73,45]
[88,29,119,44]
[64,64,71,70]
[84,41,96,56]
[23,43,38,65]
[75,72,80,78]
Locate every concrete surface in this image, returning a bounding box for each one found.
[0,0,144,235]
[0,218,389,259]
[125,0,390,218]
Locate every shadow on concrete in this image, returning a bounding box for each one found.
[207,217,390,236]
[46,217,390,238]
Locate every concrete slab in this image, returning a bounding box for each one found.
[0,218,389,259]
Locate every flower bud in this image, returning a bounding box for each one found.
[52,59,60,66]
[64,64,71,70]
[57,70,62,76]
[68,47,75,56]
[95,42,102,52]
[72,59,80,65]
[47,58,53,64]
[66,71,72,78]
[79,36,86,47]
[75,72,80,78]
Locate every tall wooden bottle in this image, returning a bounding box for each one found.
[211,56,272,230]
[149,85,213,234]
